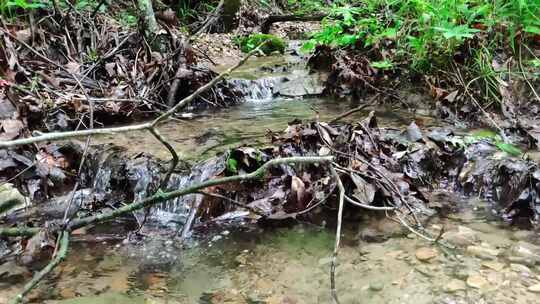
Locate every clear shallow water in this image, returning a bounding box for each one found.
[2,197,540,304]
[93,96,437,161]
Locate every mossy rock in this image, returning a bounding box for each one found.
[240,34,286,55]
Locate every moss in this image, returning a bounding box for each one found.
[240,34,286,55]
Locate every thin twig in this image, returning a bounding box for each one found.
[329,166,344,304]
[0,47,261,148]
[0,156,333,237]
[328,94,379,124]
[10,232,70,304]
[196,191,266,216]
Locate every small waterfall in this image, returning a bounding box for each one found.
[151,155,226,227]
[228,77,284,102]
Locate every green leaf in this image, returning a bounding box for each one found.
[381,27,397,39]
[529,59,540,68]
[300,40,316,53]
[524,25,540,35]
[495,142,522,157]
[370,60,393,69]
[470,129,498,140]
[433,25,480,40]
[226,158,238,174]
[336,34,357,47]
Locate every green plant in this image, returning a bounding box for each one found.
[466,129,523,157]
[84,49,99,63]
[370,60,393,69]
[1,0,45,16]
[240,34,285,55]
[117,10,137,28]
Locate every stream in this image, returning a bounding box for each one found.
[1,44,540,304]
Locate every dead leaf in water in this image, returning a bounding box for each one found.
[350,173,375,205]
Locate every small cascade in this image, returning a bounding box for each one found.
[150,155,226,226]
[228,77,284,102]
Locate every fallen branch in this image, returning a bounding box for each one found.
[0,48,258,149]
[329,166,344,304]
[10,231,70,304]
[328,94,379,124]
[192,0,225,36]
[0,156,333,237]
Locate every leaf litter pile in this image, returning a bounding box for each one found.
[4,111,540,249]
[0,6,243,213]
[0,6,240,134]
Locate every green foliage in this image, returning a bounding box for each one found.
[301,0,540,73]
[226,157,238,174]
[176,0,215,24]
[467,129,523,157]
[117,10,137,28]
[239,34,286,55]
[370,60,393,69]
[1,0,45,16]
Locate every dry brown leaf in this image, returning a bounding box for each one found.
[350,173,375,204]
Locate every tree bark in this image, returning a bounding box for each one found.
[137,0,160,42]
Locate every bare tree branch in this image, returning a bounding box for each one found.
[10,232,70,304]
[0,156,333,237]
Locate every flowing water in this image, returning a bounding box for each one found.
[2,46,540,304]
[2,198,539,304]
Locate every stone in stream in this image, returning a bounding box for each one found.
[510,263,532,274]
[528,283,540,293]
[0,183,25,215]
[507,242,540,265]
[277,74,324,97]
[482,261,505,271]
[466,275,489,289]
[442,226,479,247]
[415,247,438,262]
[369,282,384,291]
[466,245,500,260]
[444,279,467,293]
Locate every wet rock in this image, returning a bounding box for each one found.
[318,256,333,266]
[511,230,536,242]
[508,242,540,264]
[482,261,505,271]
[255,278,274,292]
[444,279,467,293]
[265,295,298,304]
[277,74,324,97]
[466,245,500,260]
[510,263,532,274]
[369,282,384,291]
[442,226,479,247]
[357,219,405,243]
[415,247,438,262]
[528,283,540,293]
[0,183,25,215]
[202,289,248,304]
[235,254,248,266]
[466,275,489,289]
[415,265,436,277]
[0,260,29,282]
[406,122,423,142]
[358,227,387,243]
[453,268,474,280]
